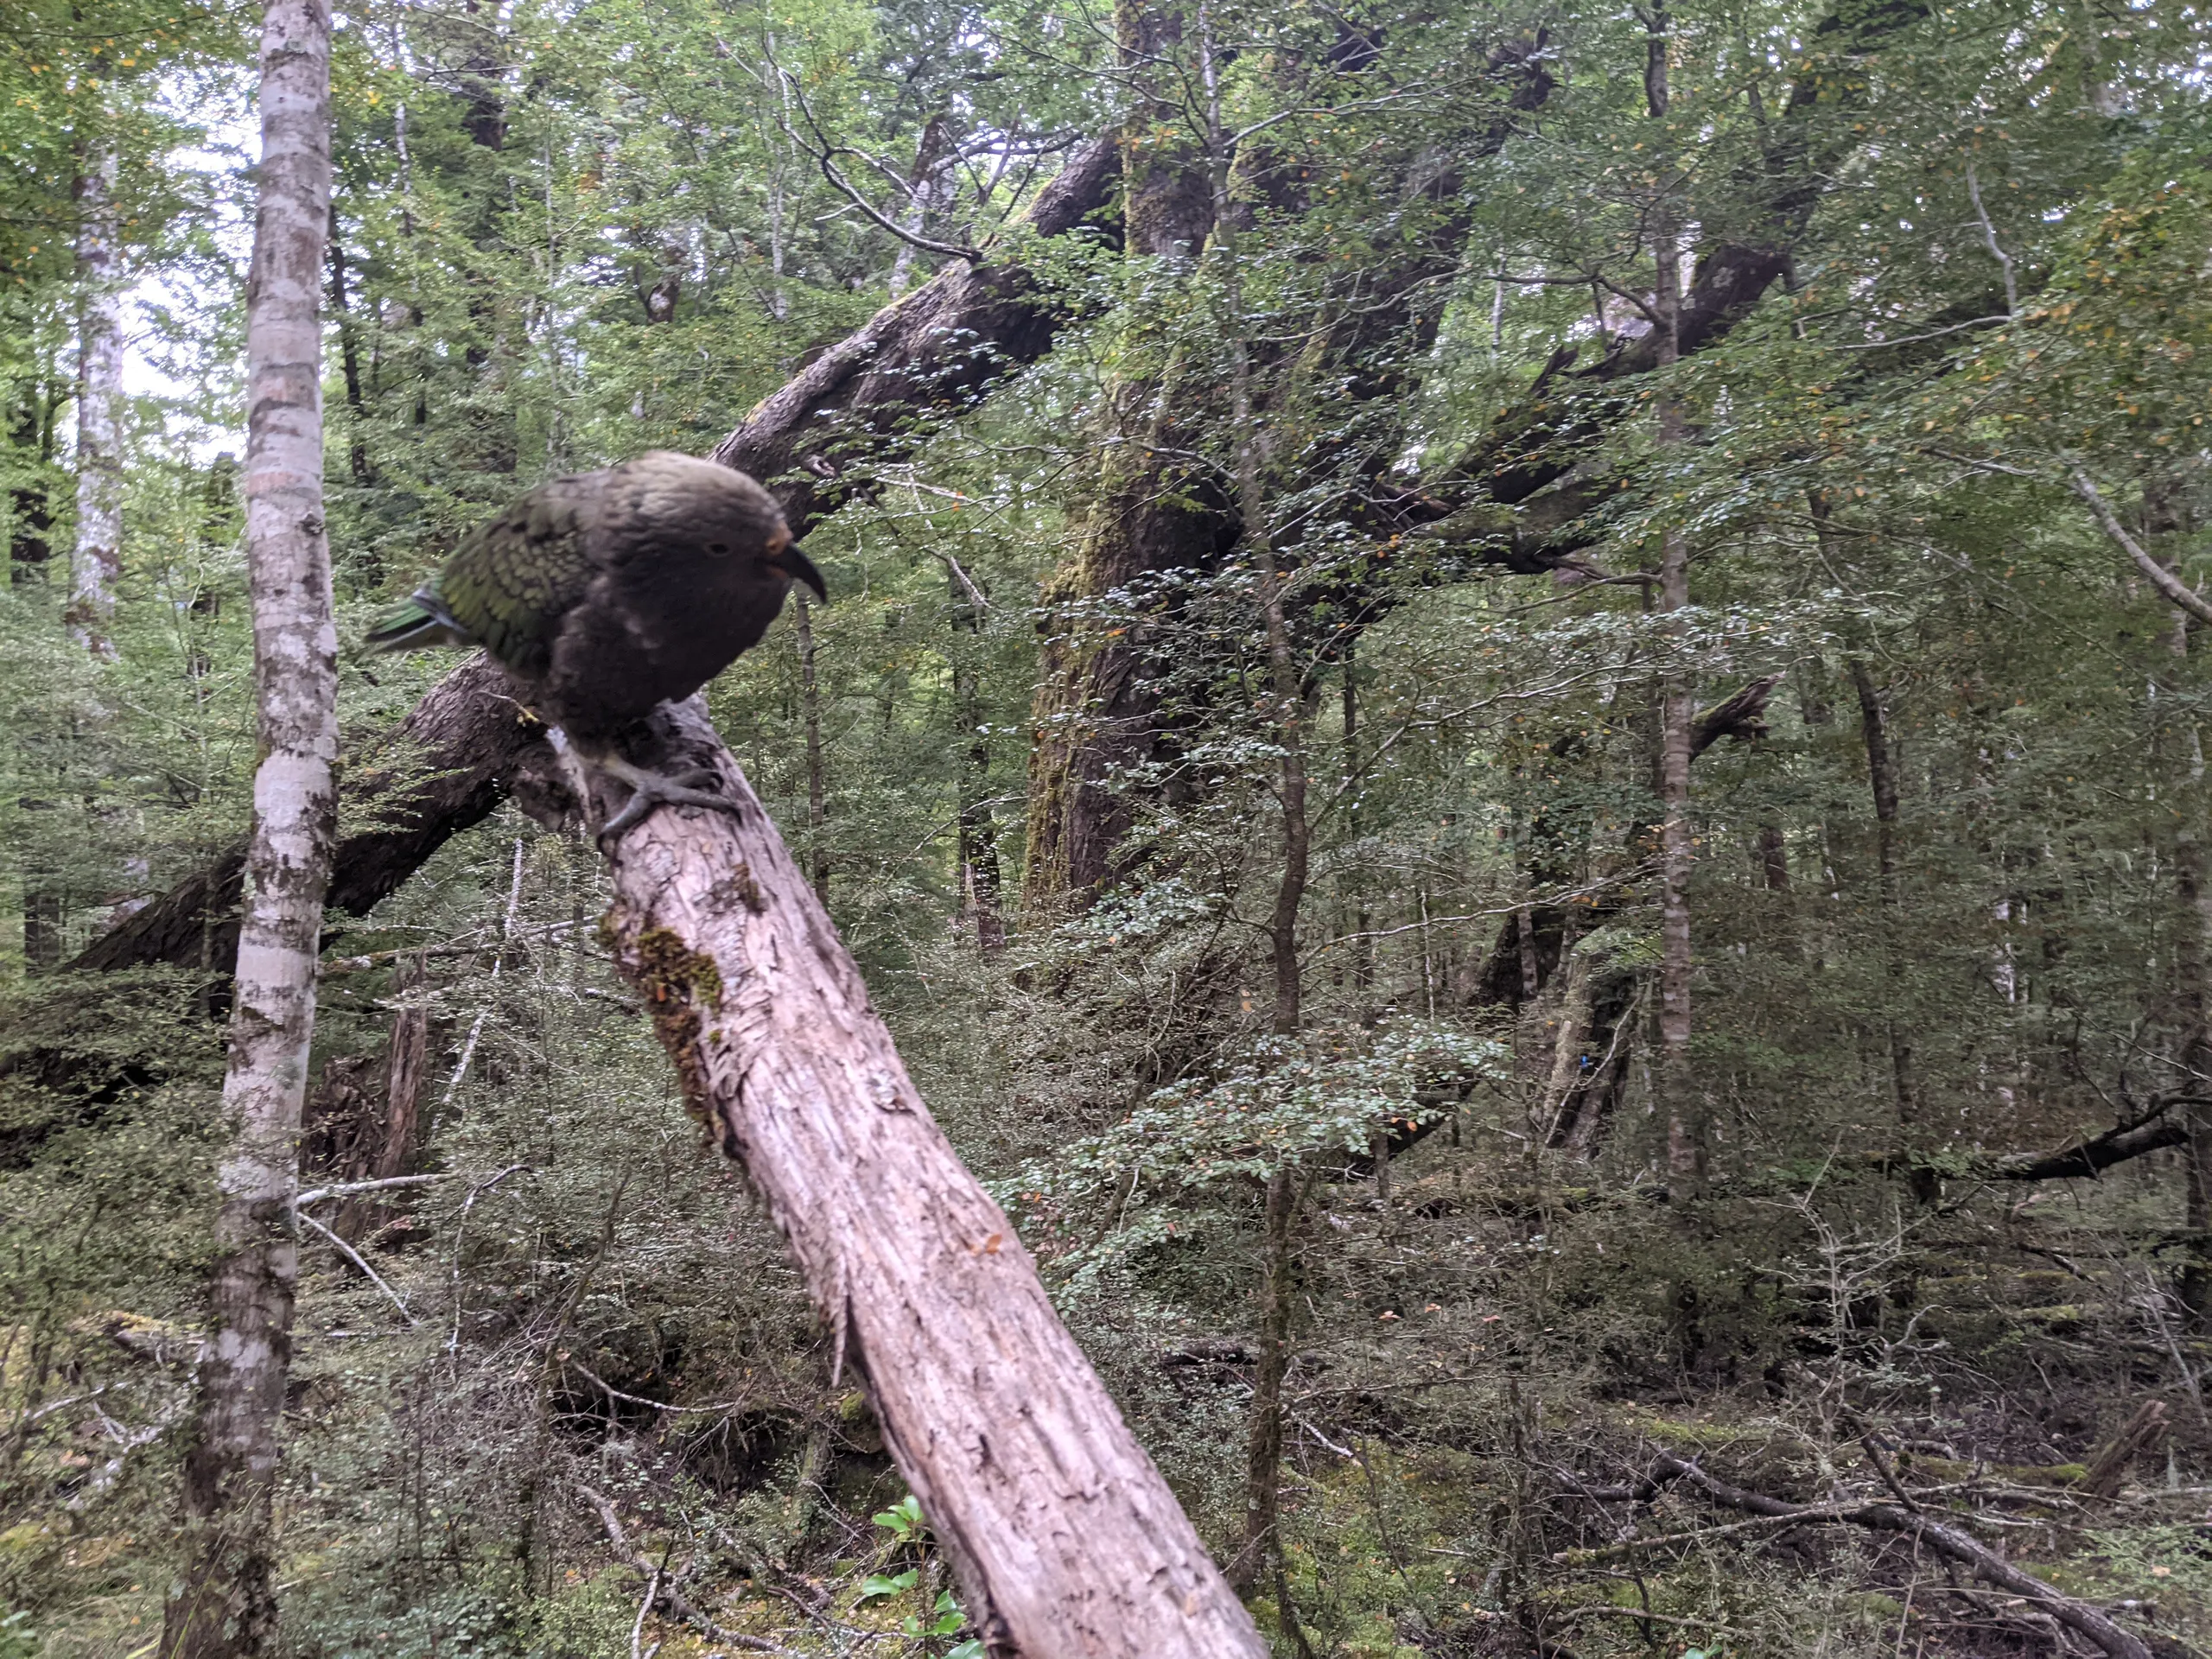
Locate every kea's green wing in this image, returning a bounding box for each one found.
[428,476,601,680]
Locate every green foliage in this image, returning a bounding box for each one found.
[3,0,2211,1648]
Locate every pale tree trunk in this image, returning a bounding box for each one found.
[558,701,1266,1659]
[162,3,336,1654]
[1645,2,1702,1201]
[887,115,954,303]
[71,132,125,658]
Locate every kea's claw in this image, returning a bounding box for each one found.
[592,756,743,842]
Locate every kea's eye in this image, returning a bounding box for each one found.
[705,541,732,556]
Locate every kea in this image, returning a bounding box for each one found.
[366,450,825,837]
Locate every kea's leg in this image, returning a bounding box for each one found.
[546,728,742,841]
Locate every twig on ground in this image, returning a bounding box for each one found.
[1641,1452,2156,1659]
[576,1484,803,1656]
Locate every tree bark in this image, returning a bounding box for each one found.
[793,593,830,901]
[1021,2,1224,914]
[2171,652,2212,1321]
[71,130,124,658]
[558,698,1265,1659]
[1230,1166,1296,1599]
[709,137,1118,526]
[951,570,1005,950]
[10,371,59,582]
[1848,653,1926,1198]
[162,3,337,1655]
[324,204,373,486]
[1646,6,1702,1201]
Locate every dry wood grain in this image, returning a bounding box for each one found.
[563,694,1265,1659]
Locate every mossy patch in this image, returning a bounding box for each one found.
[617,922,727,1142]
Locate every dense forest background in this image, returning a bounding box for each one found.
[3,0,2211,1649]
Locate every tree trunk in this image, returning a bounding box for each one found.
[375,954,429,1181]
[1758,819,1790,891]
[2171,658,2212,1322]
[162,3,336,1653]
[557,699,1266,1659]
[1231,1166,1296,1599]
[1848,654,1926,1198]
[1342,645,1375,1021]
[1646,4,1701,1201]
[9,376,58,582]
[794,593,830,901]
[325,204,373,486]
[71,131,124,658]
[951,571,1005,950]
[1021,0,1223,915]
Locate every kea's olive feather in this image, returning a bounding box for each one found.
[365,450,821,742]
[365,451,822,837]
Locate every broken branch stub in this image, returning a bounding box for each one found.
[575,696,1266,1659]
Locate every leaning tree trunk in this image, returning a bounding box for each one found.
[558,701,1266,1659]
[71,129,125,658]
[161,3,337,1655]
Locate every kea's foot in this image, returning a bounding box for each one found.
[590,751,742,841]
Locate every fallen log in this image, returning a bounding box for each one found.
[550,696,1262,1659]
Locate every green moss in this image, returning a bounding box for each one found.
[621,924,727,1139]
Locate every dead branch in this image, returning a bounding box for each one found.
[2080,1402,2171,1499]
[1689,674,1784,756]
[575,1484,801,1657]
[1950,1100,2197,1182]
[1644,1452,2157,1659]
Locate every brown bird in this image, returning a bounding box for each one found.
[367,450,824,836]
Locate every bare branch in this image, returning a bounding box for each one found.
[296,1207,418,1326]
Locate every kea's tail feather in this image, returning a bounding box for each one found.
[364,586,474,654]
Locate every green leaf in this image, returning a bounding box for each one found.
[857,1569,918,1604]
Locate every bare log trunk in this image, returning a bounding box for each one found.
[162,3,337,1654]
[71,131,124,658]
[564,699,1264,1659]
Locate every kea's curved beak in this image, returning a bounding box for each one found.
[772,542,828,602]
